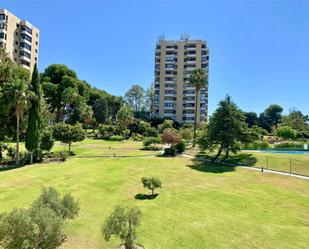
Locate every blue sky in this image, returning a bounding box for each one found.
[2,0,309,115]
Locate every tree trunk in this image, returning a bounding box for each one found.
[212,144,223,163]
[223,148,229,161]
[16,112,20,164]
[152,188,155,196]
[30,151,33,164]
[193,88,200,147]
[68,142,71,154]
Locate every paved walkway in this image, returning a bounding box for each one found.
[182,153,309,180]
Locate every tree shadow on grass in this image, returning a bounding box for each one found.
[0,164,23,172]
[224,153,258,166]
[187,153,258,174]
[134,193,159,200]
[187,158,236,174]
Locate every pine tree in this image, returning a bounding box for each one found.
[25,64,42,164]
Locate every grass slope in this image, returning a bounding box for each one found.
[0,150,308,248]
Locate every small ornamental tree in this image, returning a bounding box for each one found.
[141,177,162,196]
[52,123,85,152]
[276,126,297,140]
[40,129,54,152]
[180,127,193,143]
[161,128,181,145]
[31,186,80,221]
[98,124,115,139]
[102,205,141,249]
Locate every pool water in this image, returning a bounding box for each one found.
[248,150,309,155]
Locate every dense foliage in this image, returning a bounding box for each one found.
[102,206,141,249]
[0,187,79,249]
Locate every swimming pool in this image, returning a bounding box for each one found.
[244,150,309,155]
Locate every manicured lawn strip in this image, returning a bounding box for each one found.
[245,152,309,176]
[0,154,308,249]
[186,147,309,176]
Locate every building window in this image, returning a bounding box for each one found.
[15,41,18,45]
[0,32,5,39]
[0,14,5,20]
[14,49,17,53]
[0,23,7,29]
[21,25,32,34]
[35,57,37,61]
[164,103,175,107]
[201,56,208,62]
[165,64,176,69]
[16,23,19,28]
[15,32,19,36]
[20,60,30,67]
[166,56,174,62]
[36,41,38,45]
[21,34,32,42]
[20,50,31,59]
[20,42,31,51]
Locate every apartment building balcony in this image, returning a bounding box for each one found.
[0,27,6,33]
[20,46,31,53]
[19,55,31,63]
[185,46,196,51]
[163,113,176,118]
[21,29,32,36]
[0,38,6,43]
[21,64,30,70]
[165,92,176,97]
[185,60,196,65]
[21,38,32,45]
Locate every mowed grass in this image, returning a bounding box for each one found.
[186,148,309,176]
[244,152,309,176]
[6,139,161,157]
[0,146,309,248]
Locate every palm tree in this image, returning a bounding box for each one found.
[188,68,208,147]
[1,79,28,163]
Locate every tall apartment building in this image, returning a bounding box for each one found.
[153,35,209,124]
[0,9,39,71]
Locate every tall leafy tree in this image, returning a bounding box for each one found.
[281,110,309,138]
[188,68,207,147]
[145,84,155,116]
[244,111,258,128]
[1,79,29,163]
[117,105,134,130]
[259,104,283,132]
[199,96,254,162]
[124,84,145,113]
[25,64,42,164]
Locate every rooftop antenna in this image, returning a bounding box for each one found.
[158,35,165,41]
[181,33,190,41]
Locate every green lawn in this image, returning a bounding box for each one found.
[186,148,309,176]
[0,141,308,248]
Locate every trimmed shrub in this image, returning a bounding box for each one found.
[98,124,115,139]
[243,140,270,150]
[131,133,144,141]
[143,137,161,148]
[163,146,176,156]
[274,142,304,149]
[175,139,186,153]
[45,151,69,162]
[109,135,124,141]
